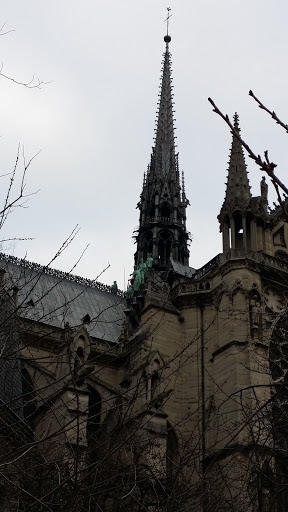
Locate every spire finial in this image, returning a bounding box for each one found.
[233,112,240,133]
[164,7,172,43]
[182,170,185,194]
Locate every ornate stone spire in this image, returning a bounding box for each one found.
[221,113,252,215]
[219,114,257,254]
[134,32,189,270]
[153,34,176,179]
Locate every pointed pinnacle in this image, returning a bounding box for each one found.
[224,114,251,207]
[233,112,240,133]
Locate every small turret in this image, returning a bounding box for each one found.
[218,114,256,254]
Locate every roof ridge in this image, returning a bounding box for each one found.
[0,253,124,297]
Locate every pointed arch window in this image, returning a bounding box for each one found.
[21,368,36,428]
[74,346,84,372]
[160,202,170,219]
[233,212,244,250]
[146,358,161,403]
[158,230,172,266]
[149,205,155,220]
[72,335,87,386]
[87,385,102,432]
[178,237,186,264]
[143,231,153,261]
[166,422,179,481]
[151,371,159,399]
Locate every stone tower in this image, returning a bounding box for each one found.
[134,34,190,270]
[125,103,288,509]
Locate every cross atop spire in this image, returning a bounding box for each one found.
[165,7,172,38]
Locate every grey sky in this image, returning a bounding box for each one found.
[0,1,287,288]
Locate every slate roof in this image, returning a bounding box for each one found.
[0,254,127,343]
[170,259,196,278]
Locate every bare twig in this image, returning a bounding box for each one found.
[208,97,288,197]
[0,237,33,243]
[0,21,15,37]
[0,146,41,230]
[0,63,48,89]
[249,90,288,133]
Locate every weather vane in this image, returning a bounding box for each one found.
[165,7,172,36]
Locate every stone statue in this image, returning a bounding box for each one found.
[139,258,147,282]
[133,268,142,291]
[250,298,261,330]
[125,283,134,299]
[261,176,268,202]
[111,281,118,294]
[146,253,153,268]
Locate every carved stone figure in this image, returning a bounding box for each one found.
[111,281,118,294]
[260,176,268,202]
[133,268,142,291]
[125,283,134,299]
[146,253,153,268]
[139,258,147,282]
[250,299,261,330]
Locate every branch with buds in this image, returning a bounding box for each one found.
[208,96,288,201]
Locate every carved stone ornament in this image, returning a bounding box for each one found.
[263,286,286,313]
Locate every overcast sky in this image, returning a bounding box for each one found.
[0,1,287,289]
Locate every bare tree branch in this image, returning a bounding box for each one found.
[208,96,288,197]
[249,89,288,133]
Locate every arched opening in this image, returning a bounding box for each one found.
[222,215,231,253]
[178,237,186,264]
[149,205,155,219]
[166,422,179,481]
[87,385,102,433]
[233,212,244,250]
[143,231,153,261]
[151,371,159,399]
[160,203,170,219]
[74,346,84,371]
[74,345,85,386]
[158,230,172,267]
[21,368,36,429]
[246,212,254,250]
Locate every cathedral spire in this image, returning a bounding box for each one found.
[134,30,189,270]
[154,34,176,179]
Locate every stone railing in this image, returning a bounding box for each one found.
[194,254,221,279]
[146,216,183,226]
[261,252,288,273]
[222,249,288,274]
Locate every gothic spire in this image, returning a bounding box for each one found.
[222,113,251,213]
[134,31,189,270]
[219,114,255,254]
[153,34,176,179]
